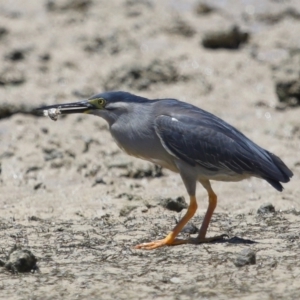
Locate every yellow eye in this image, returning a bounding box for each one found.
[88,97,105,108]
[97,99,105,106]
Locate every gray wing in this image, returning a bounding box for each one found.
[154,115,280,177]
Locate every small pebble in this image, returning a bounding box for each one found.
[170,277,181,284]
[257,203,275,214]
[160,196,188,212]
[234,248,256,267]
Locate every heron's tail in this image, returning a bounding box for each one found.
[263,152,293,192]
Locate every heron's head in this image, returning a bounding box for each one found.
[37,91,149,125]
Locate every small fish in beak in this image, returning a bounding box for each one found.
[43,107,62,121]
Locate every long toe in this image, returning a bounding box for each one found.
[188,234,229,244]
[134,238,189,250]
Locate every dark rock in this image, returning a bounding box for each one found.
[0,246,38,273]
[34,182,44,190]
[257,203,276,214]
[43,148,64,161]
[195,2,215,15]
[234,248,256,267]
[0,27,8,39]
[174,217,198,235]
[275,79,300,106]
[0,151,14,159]
[5,49,25,61]
[202,25,249,49]
[26,166,42,174]
[92,177,106,187]
[160,196,188,212]
[103,59,188,91]
[46,0,92,12]
[39,53,51,61]
[28,216,42,221]
[41,127,49,134]
[181,222,198,234]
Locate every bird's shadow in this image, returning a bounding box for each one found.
[179,221,257,245]
[212,236,257,244]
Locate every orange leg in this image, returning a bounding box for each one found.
[198,186,217,239]
[191,181,227,243]
[134,195,198,250]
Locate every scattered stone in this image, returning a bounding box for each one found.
[0,66,26,86]
[165,18,195,37]
[84,164,100,177]
[46,0,92,12]
[0,27,8,39]
[123,163,163,179]
[119,205,138,217]
[103,59,188,91]
[5,49,26,61]
[160,196,188,212]
[84,30,136,55]
[275,79,300,106]
[43,148,64,161]
[33,182,44,190]
[0,151,14,159]
[92,177,106,187]
[124,0,153,17]
[26,166,42,174]
[234,248,256,267]
[257,8,300,24]
[181,222,198,235]
[0,246,38,273]
[39,53,51,61]
[257,203,276,215]
[107,158,132,169]
[28,216,42,221]
[119,194,132,201]
[41,127,49,134]
[170,277,181,284]
[117,192,141,201]
[202,25,249,49]
[195,2,215,15]
[81,137,97,153]
[174,212,198,234]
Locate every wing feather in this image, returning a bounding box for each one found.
[154,115,273,176]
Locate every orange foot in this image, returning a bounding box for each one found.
[134,238,188,250]
[134,233,188,250]
[134,234,228,250]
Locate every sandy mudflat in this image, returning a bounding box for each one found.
[0,0,300,299]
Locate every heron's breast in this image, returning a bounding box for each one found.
[110,125,177,170]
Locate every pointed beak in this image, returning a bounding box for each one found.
[36,100,96,120]
[37,100,95,115]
